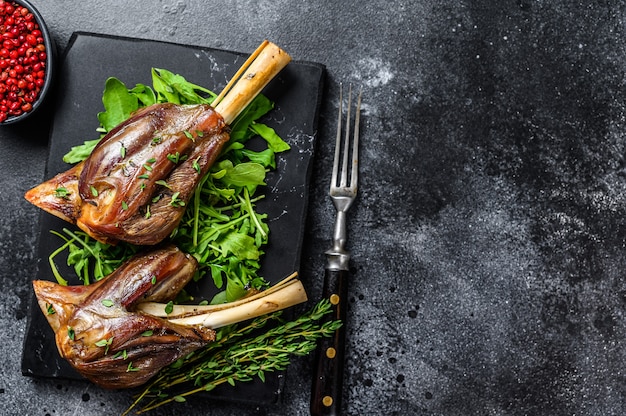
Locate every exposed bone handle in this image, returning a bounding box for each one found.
[214,40,292,124]
[136,272,307,328]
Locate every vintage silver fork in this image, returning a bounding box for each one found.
[311,84,362,416]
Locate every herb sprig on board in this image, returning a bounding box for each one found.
[51,68,288,303]
[124,299,341,414]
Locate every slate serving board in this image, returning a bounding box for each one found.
[20,32,325,404]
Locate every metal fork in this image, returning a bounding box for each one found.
[311,84,362,416]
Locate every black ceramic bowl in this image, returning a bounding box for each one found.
[0,0,54,124]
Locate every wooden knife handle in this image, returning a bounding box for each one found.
[310,268,349,416]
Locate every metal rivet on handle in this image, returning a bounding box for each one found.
[323,396,334,407]
[330,294,340,305]
[326,347,336,358]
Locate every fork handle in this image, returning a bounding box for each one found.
[311,268,349,416]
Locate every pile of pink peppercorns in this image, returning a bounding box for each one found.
[0,0,47,122]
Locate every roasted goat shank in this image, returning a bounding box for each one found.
[26,104,228,245]
[33,245,214,389]
[33,245,307,389]
[25,41,291,246]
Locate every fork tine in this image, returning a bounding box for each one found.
[340,85,352,188]
[331,84,343,191]
[350,87,362,191]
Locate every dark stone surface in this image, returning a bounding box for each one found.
[2,1,626,415]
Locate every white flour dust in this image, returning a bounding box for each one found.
[352,57,395,88]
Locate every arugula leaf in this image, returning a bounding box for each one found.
[151,68,216,104]
[210,270,248,304]
[129,83,157,107]
[63,139,101,164]
[250,122,290,153]
[224,274,247,302]
[209,264,225,289]
[212,160,266,192]
[229,94,274,142]
[241,148,277,168]
[97,77,141,131]
[217,231,259,260]
[151,68,181,104]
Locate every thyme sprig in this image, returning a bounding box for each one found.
[124,299,341,415]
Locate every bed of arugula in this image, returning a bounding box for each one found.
[46,68,339,413]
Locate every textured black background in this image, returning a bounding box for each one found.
[1,1,626,415]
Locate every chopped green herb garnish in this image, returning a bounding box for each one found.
[164,301,174,315]
[169,192,185,208]
[114,349,128,360]
[54,187,71,200]
[102,299,114,307]
[46,303,56,315]
[141,330,154,337]
[90,185,98,197]
[95,337,113,355]
[68,326,75,340]
[127,362,139,372]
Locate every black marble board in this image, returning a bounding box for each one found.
[20,32,325,404]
